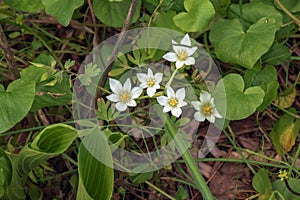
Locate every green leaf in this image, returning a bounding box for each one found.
[4,0,44,13]
[130,171,153,185]
[77,128,114,200]
[93,0,141,27]
[253,169,272,195]
[0,148,12,187]
[276,0,300,13]
[4,124,77,200]
[173,0,215,32]
[213,73,265,120]
[176,186,189,200]
[41,0,84,26]
[210,17,277,69]
[153,11,183,32]
[273,178,300,200]
[262,42,290,65]
[0,79,35,134]
[228,2,283,30]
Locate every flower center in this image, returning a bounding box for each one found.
[147,78,155,87]
[119,92,131,102]
[168,98,178,107]
[201,105,212,114]
[177,51,187,61]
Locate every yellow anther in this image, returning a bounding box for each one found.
[147,78,155,87]
[169,98,178,107]
[177,51,187,61]
[204,105,211,114]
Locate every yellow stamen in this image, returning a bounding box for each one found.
[120,93,129,102]
[278,170,288,181]
[169,98,178,107]
[204,105,211,114]
[177,51,187,61]
[147,78,155,87]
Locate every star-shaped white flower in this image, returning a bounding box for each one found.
[157,87,187,117]
[106,78,142,112]
[191,91,222,123]
[163,34,197,69]
[137,68,163,97]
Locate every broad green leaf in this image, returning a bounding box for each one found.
[213,74,265,120]
[93,0,141,27]
[77,128,114,200]
[130,171,153,185]
[173,0,215,32]
[153,11,182,32]
[210,17,277,69]
[176,186,189,200]
[273,178,300,200]
[276,0,300,13]
[228,2,283,30]
[21,65,72,112]
[4,0,44,13]
[4,124,77,200]
[253,168,272,197]
[262,42,290,65]
[274,88,296,109]
[0,168,4,198]
[41,0,84,26]
[0,148,12,187]
[257,81,279,111]
[0,79,35,134]
[270,110,300,155]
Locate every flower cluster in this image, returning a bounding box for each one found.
[106,34,222,123]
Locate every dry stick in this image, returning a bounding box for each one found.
[0,24,20,79]
[87,0,99,46]
[98,0,138,99]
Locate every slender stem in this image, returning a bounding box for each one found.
[165,68,178,89]
[159,111,214,200]
[145,181,176,200]
[274,0,300,26]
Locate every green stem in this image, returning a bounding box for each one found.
[274,0,300,26]
[145,181,176,200]
[159,111,214,200]
[165,68,178,89]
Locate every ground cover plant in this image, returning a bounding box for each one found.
[0,0,299,199]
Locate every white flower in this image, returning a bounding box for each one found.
[106,78,142,112]
[163,34,197,69]
[157,87,187,117]
[137,68,163,97]
[191,91,222,123]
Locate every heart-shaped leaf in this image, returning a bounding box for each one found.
[93,0,141,28]
[273,178,300,200]
[4,0,44,13]
[173,0,215,32]
[213,73,265,120]
[41,0,84,26]
[210,17,277,69]
[0,79,35,134]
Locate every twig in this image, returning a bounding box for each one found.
[98,0,138,98]
[87,0,99,46]
[274,0,300,27]
[0,24,20,79]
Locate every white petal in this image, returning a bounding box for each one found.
[157,96,168,106]
[186,46,197,56]
[206,114,215,123]
[124,78,131,90]
[175,60,185,69]
[139,82,148,88]
[166,87,175,98]
[137,73,147,83]
[109,78,122,94]
[131,87,143,99]
[163,105,172,113]
[116,102,127,111]
[171,107,182,117]
[147,68,153,77]
[200,91,211,103]
[172,40,178,45]
[179,100,187,107]
[154,73,163,83]
[176,88,186,100]
[191,101,201,110]
[106,94,119,102]
[180,34,191,46]
[173,45,186,55]
[184,57,195,66]
[163,52,177,62]
[127,99,137,107]
[147,87,156,97]
[213,109,222,118]
[194,112,205,122]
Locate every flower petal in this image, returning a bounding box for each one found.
[147,87,156,97]
[106,94,119,102]
[147,68,153,77]
[123,78,131,90]
[180,34,191,46]
[184,57,195,66]
[206,114,215,123]
[116,102,127,111]
[127,99,137,107]
[172,40,178,45]
[163,52,177,62]
[176,88,186,100]
[137,73,147,83]
[200,91,211,103]
[179,100,188,107]
[191,101,201,110]
[186,46,197,56]
[173,45,188,55]
[166,87,175,98]
[163,105,172,113]
[175,60,185,69]
[157,96,168,106]
[131,87,143,99]
[154,73,163,83]
[109,78,122,94]
[171,107,182,117]
[213,109,223,118]
[194,112,205,122]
